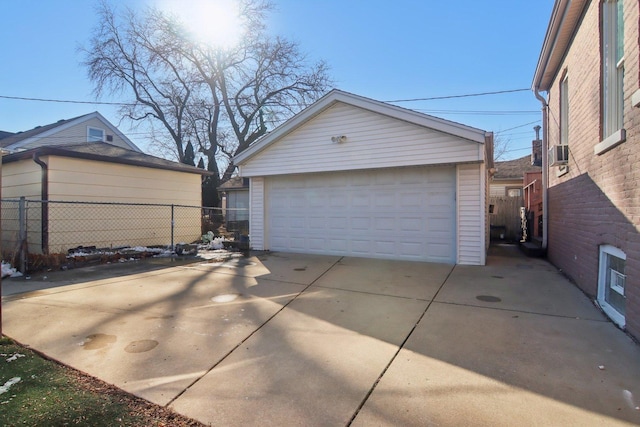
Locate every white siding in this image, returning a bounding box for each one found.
[19,117,134,151]
[457,164,484,265]
[249,177,265,250]
[240,102,482,177]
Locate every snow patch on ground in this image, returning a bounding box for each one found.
[5,353,25,363]
[0,377,21,395]
[1,262,23,278]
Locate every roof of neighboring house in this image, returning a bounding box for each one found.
[532,0,589,90]
[234,89,493,164]
[218,176,249,191]
[0,112,141,152]
[0,130,14,140]
[494,155,542,180]
[2,143,212,176]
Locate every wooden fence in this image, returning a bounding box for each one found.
[489,196,524,242]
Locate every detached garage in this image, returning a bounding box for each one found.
[234,90,493,265]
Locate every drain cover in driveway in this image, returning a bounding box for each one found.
[476,295,502,303]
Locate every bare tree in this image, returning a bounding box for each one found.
[82,0,332,206]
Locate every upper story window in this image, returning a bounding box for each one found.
[602,0,624,138]
[87,127,105,142]
[560,74,569,145]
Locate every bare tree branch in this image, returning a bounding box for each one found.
[81,0,333,206]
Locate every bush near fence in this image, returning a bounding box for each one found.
[1,199,248,273]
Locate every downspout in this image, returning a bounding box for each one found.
[534,89,549,250]
[32,153,49,254]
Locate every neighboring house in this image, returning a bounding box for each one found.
[523,170,543,240]
[234,89,494,265]
[218,176,249,233]
[533,0,640,339]
[490,155,542,198]
[1,115,209,255]
[0,111,141,153]
[488,154,543,243]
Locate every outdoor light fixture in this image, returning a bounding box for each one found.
[331,135,347,143]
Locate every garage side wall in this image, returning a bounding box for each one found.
[457,163,485,265]
[249,177,265,250]
[1,160,44,255]
[45,156,202,252]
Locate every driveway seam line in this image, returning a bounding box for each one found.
[346,263,457,426]
[311,284,427,301]
[432,300,608,322]
[164,256,345,408]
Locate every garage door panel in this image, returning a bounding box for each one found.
[399,242,423,257]
[374,217,395,232]
[329,239,348,251]
[266,167,455,262]
[351,194,370,207]
[328,217,348,230]
[308,238,325,250]
[399,217,423,232]
[308,216,326,230]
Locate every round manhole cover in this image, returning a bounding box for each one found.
[476,295,502,303]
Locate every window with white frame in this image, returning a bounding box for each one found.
[602,0,624,138]
[506,187,522,198]
[87,127,105,142]
[560,74,569,145]
[598,244,626,328]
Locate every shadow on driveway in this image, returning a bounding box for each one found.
[2,246,640,426]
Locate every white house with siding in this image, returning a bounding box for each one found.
[0,111,141,153]
[234,89,493,265]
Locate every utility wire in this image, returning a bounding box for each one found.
[0,95,127,106]
[494,120,541,134]
[1,87,534,108]
[385,88,530,103]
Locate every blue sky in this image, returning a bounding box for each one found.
[0,0,555,160]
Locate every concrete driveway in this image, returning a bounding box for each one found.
[2,246,640,426]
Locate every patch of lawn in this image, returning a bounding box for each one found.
[0,337,203,426]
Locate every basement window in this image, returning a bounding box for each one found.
[597,245,626,328]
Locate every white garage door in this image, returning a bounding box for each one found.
[266,166,456,263]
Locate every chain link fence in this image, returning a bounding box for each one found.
[1,198,249,273]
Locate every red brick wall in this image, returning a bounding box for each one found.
[545,0,640,339]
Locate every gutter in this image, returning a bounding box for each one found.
[32,153,49,254]
[533,89,549,250]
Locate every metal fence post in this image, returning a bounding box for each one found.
[171,204,175,253]
[18,197,26,273]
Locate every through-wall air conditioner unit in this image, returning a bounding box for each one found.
[548,144,569,166]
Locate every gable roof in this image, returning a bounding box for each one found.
[532,0,589,91]
[494,155,542,180]
[2,142,211,176]
[0,112,141,152]
[234,89,490,165]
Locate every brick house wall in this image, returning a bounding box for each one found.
[543,0,640,340]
